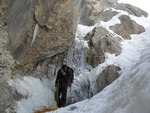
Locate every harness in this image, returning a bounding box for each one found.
[61,66,67,77]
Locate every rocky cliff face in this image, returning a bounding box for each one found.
[7,0,84,67]
[0,1,16,112]
[80,0,148,26]
[0,24,15,113]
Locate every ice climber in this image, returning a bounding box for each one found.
[55,58,74,107]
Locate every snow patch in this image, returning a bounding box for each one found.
[8,76,56,113]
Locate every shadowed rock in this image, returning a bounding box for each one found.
[96,65,121,92]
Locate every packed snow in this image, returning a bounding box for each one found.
[8,7,150,113]
[8,76,56,113]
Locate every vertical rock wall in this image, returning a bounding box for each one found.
[7,0,84,67]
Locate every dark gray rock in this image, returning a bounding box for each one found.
[96,65,121,92]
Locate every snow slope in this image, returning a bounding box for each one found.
[8,8,150,113]
[8,76,56,113]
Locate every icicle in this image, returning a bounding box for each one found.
[31,24,39,47]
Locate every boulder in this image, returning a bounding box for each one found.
[110,15,145,39]
[96,65,120,92]
[84,27,122,67]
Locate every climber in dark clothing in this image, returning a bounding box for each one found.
[55,58,74,108]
